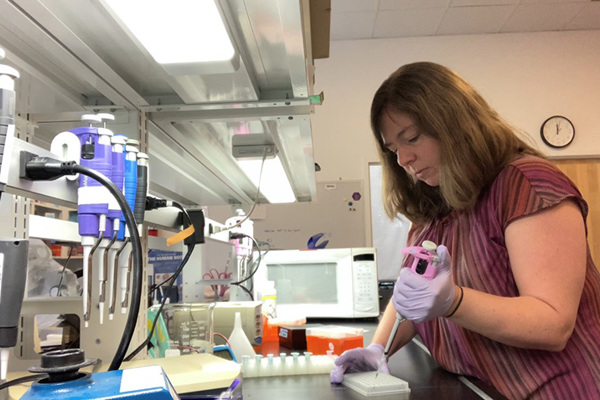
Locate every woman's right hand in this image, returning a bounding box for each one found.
[329,344,389,383]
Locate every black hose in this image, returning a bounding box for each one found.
[0,373,48,390]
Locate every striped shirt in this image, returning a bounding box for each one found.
[408,155,600,399]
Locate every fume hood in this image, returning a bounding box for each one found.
[0,0,330,207]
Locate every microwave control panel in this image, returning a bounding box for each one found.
[352,255,379,316]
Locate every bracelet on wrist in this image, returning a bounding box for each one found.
[445,286,464,318]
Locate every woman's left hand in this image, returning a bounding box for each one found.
[393,245,456,323]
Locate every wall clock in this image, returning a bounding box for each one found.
[540,115,575,148]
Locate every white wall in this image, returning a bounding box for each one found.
[311,30,600,246]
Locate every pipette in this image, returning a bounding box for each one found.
[376,313,405,378]
[118,139,138,314]
[72,114,111,327]
[106,135,127,320]
[376,240,440,377]
[107,134,126,320]
[0,55,26,385]
[121,151,148,313]
[95,114,118,324]
[0,240,28,384]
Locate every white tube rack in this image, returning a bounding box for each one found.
[241,352,337,378]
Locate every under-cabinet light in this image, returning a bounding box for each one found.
[103,0,239,75]
[236,156,296,204]
[232,134,296,204]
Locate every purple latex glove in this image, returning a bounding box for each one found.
[393,245,456,323]
[330,344,389,383]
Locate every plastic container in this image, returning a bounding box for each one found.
[149,302,215,358]
[259,281,277,319]
[306,325,364,355]
[262,314,306,343]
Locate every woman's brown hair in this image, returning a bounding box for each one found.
[371,62,542,223]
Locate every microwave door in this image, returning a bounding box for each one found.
[265,259,355,318]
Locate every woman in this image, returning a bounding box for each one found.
[331,62,600,399]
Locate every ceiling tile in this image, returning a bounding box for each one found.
[502,3,587,32]
[451,0,519,5]
[566,3,600,30]
[379,0,451,10]
[519,0,588,4]
[331,11,377,40]
[331,0,379,13]
[329,0,600,40]
[373,8,447,38]
[438,5,515,35]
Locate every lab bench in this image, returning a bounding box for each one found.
[6,321,507,399]
[244,320,507,400]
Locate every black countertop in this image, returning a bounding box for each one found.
[242,320,507,400]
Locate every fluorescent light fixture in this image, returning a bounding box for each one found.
[233,134,296,204]
[237,157,296,204]
[103,0,239,75]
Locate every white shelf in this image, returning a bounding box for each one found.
[29,214,80,242]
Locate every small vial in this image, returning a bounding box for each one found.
[241,355,251,377]
[267,354,275,377]
[291,352,300,375]
[302,351,312,374]
[254,354,263,377]
[280,353,288,375]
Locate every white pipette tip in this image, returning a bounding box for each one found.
[121,307,127,314]
[99,303,104,325]
[1,348,9,381]
[84,321,89,328]
[375,353,386,378]
[108,313,114,321]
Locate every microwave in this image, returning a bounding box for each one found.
[254,248,380,319]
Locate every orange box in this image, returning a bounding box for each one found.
[306,325,364,356]
[51,244,70,258]
[262,314,306,342]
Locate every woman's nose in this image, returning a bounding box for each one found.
[396,147,415,167]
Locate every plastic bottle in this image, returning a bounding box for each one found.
[260,280,277,319]
[228,312,256,362]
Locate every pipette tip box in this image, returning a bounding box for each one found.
[342,371,410,396]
